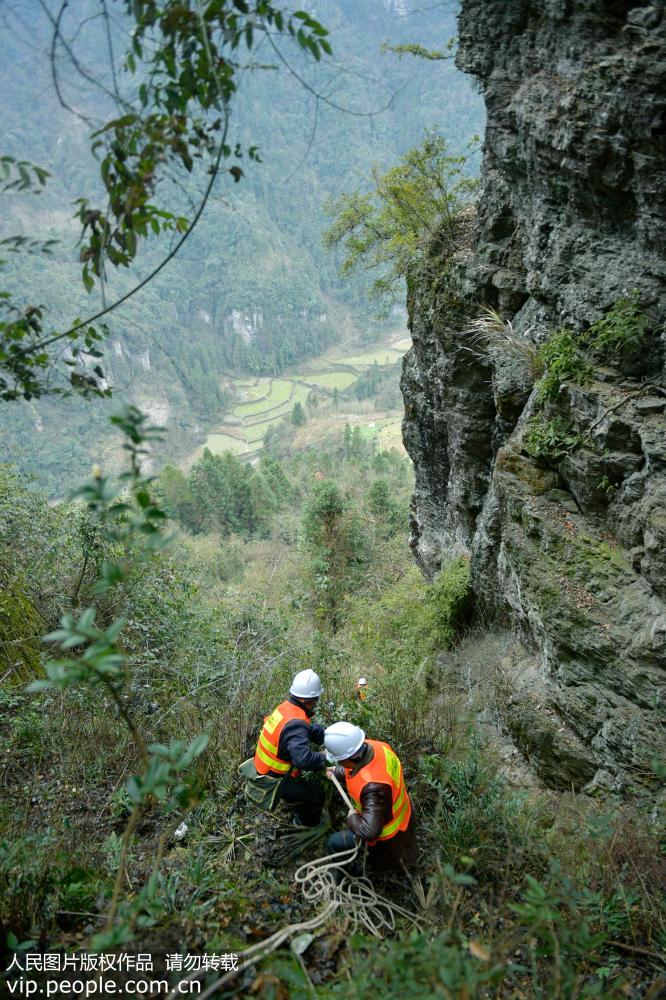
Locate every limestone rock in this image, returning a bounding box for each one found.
[401,1,666,791]
[635,397,666,415]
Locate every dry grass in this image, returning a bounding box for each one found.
[466,306,544,384]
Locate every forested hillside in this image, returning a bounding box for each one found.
[0,0,482,493]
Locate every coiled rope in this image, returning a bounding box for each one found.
[295,842,422,936]
[167,775,422,998]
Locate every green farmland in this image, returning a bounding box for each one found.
[191,330,410,464]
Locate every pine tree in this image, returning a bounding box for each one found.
[291,401,306,426]
[368,478,391,519]
[343,422,352,459]
[351,425,364,461]
[302,478,366,630]
[159,465,198,531]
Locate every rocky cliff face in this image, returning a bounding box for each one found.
[402,1,666,792]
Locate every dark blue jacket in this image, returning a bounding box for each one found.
[277,697,326,771]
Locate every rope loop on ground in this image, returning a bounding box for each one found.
[295,841,423,937]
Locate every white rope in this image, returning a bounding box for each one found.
[179,900,340,999]
[167,845,423,998]
[328,769,355,810]
[167,777,422,997]
[294,842,423,937]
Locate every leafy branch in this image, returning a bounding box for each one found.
[1,1,333,401]
[0,155,51,194]
[380,40,455,61]
[26,404,208,944]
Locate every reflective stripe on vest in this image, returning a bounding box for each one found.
[254,700,310,776]
[345,739,412,843]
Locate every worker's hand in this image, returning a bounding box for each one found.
[325,767,336,781]
[346,809,356,823]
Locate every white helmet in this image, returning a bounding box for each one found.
[357,677,367,686]
[324,722,365,762]
[290,669,323,699]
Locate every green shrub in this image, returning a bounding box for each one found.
[524,414,584,461]
[214,540,247,582]
[338,558,470,751]
[584,290,648,366]
[324,930,507,998]
[429,558,473,645]
[420,743,527,882]
[9,702,47,759]
[511,874,616,997]
[0,834,59,934]
[346,557,470,670]
[536,329,594,403]
[0,833,112,936]
[58,866,106,913]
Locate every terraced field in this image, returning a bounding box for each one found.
[292,372,358,390]
[204,432,248,456]
[192,331,411,463]
[233,378,293,417]
[329,348,404,367]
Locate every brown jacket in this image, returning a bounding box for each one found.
[335,746,417,871]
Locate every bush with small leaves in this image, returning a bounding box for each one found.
[524,414,585,461]
[584,289,649,368]
[25,404,209,945]
[536,329,594,404]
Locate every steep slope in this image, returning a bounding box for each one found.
[402,1,665,792]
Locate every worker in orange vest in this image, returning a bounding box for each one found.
[323,722,416,871]
[355,677,368,702]
[253,669,327,826]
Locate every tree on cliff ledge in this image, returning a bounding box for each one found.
[324,130,477,312]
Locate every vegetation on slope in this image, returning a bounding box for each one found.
[0,413,663,997]
[0,8,662,997]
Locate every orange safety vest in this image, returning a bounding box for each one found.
[254,700,311,777]
[345,739,412,844]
